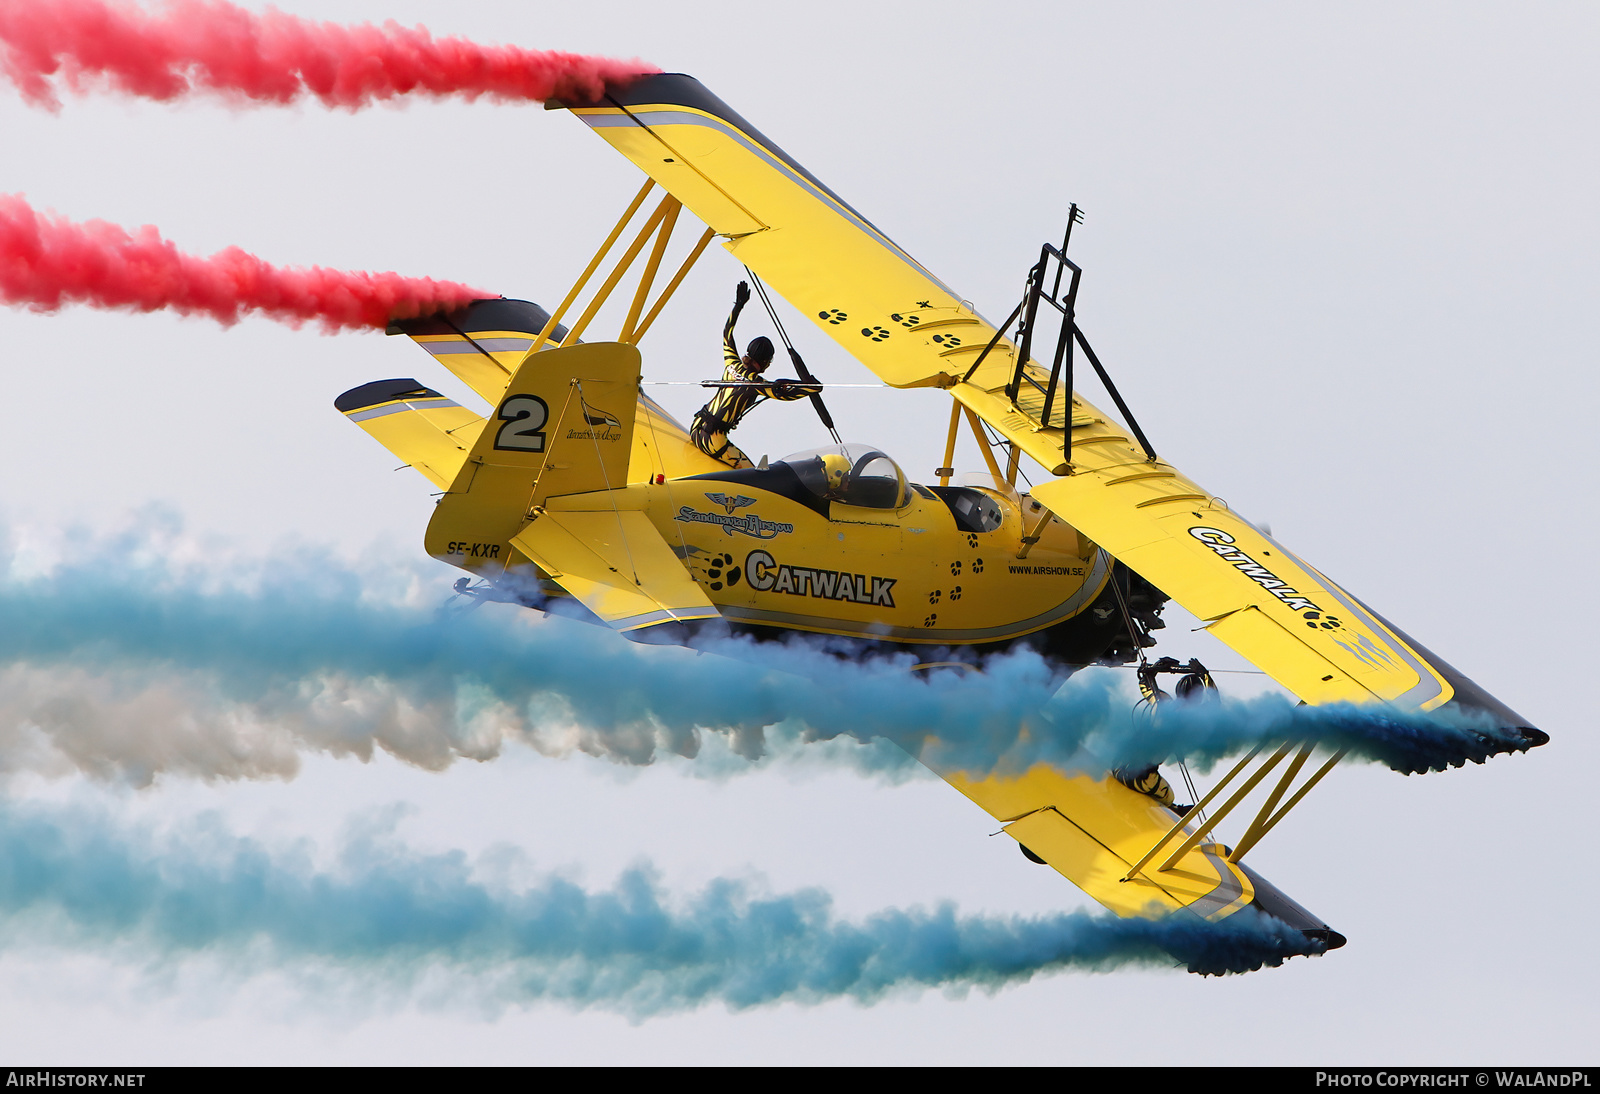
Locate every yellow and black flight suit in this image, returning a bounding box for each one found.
[691,285,819,468]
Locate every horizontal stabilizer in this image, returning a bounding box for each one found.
[512,507,719,631]
[335,378,483,490]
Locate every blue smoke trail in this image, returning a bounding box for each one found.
[0,795,1321,1013]
[0,522,1521,785]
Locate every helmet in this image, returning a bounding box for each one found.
[1175,671,1218,702]
[818,452,852,499]
[746,336,775,367]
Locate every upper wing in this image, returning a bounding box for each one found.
[390,298,574,405]
[560,74,1537,735]
[1031,471,1449,709]
[558,75,987,391]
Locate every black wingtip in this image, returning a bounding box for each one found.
[334,378,441,413]
[1304,927,1347,952]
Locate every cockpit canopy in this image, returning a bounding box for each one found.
[778,443,908,509]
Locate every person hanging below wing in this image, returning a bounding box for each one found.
[691,281,821,468]
[1113,658,1218,813]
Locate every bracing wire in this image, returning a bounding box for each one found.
[743,267,843,445]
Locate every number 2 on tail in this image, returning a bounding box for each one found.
[494,394,549,452]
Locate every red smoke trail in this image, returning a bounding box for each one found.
[0,0,655,110]
[0,194,489,330]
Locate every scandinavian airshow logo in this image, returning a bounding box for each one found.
[676,493,795,539]
[1188,526,1343,630]
[745,549,897,608]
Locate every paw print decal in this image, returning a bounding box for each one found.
[950,561,962,576]
[965,533,978,549]
[703,552,741,592]
[819,309,848,325]
[923,613,938,628]
[973,558,985,573]
[931,333,963,348]
[928,589,942,604]
[950,585,962,601]
[889,313,921,328]
[1303,610,1342,631]
[861,326,890,342]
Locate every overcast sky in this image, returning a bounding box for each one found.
[0,0,1594,1064]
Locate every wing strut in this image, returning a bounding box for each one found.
[1072,326,1157,464]
[520,180,716,358]
[1116,740,1349,883]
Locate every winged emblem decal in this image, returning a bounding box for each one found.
[705,492,757,515]
[580,400,621,428]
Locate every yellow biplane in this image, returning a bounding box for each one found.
[336,74,1544,968]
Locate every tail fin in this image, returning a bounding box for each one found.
[334,379,484,490]
[390,298,730,486]
[424,341,640,578]
[388,298,573,405]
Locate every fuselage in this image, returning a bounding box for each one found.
[662,460,1129,661]
[430,385,1159,664]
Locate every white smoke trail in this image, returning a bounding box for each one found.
[0,519,1518,786]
